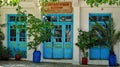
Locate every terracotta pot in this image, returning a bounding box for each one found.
[82,57,88,65]
[15,54,21,60]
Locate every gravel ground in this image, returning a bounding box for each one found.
[0,60,118,67]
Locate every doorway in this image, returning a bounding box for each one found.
[7,14,27,58]
[89,13,111,60]
[43,14,73,59]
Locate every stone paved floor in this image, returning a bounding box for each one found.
[0,60,119,67]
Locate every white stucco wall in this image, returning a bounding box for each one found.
[1,0,120,65]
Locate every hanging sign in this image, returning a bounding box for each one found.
[42,2,72,13]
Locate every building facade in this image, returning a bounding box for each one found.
[1,0,120,65]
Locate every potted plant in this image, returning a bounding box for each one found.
[0,24,10,60]
[91,18,120,66]
[76,29,98,65]
[16,5,54,63]
[0,46,10,60]
[15,50,23,60]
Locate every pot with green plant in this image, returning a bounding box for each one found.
[16,5,54,63]
[27,14,54,63]
[76,29,98,65]
[15,51,22,60]
[91,18,120,66]
[14,48,23,60]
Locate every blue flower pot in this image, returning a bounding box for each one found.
[33,51,41,63]
[109,54,116,66]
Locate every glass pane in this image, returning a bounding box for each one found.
[98,16,102,21]
[60,16,65,22]
[20,16,27,21]
[14,38,16,41]
[10,16,15,21]
[20,38,26,41]
[55,25,62,29]
[89,16,97,21]
[10,29,16,36]
[10,25,16,29]
[55,30,62,37]
[45,16,51,22]
[51,16,57,22]
[66,16,72,22]
[103,16,109,21]
[20,29,26,37]
[16,16,19,21]
[10,37,16,41]
[54,25,62,42]
[65,25,71,42]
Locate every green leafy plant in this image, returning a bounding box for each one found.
[91,18,120,54]
[16,5,54,50]
[76,30,98,58]
[86,0,120,7]
[0,24,10,60]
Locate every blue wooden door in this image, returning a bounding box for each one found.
[89,13,111,60]
[43,14,73,59]
[7,14,27,58]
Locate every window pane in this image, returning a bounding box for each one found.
[89,16,97,21]
[10,16,15,21]
[103,16,109,21]
[51,16,57,22]
[60,16,65,22]
[20,16,27,21]
[54,25,62,42]
[66,16,72,22]
[65,25,71,42]
[45,16,51,22]
[10,29,16,36]
[20,38,26,41]
[98,16,102,21]
[20,29,26,37]
[10,38,16,41]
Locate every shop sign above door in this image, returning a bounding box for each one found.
[42,2,72,13]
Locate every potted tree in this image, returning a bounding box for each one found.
[16,5,54,63]
[91,18,120,66]
[76,29,98,65]
[27,14,54,63]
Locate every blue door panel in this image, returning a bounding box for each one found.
[101,47,110,59]
[7,14,27,58]
[90,47,101,59]
[89,13,111,60]
[53,48,63,58]
[43,42,52,58]
[64,47,72,58]
[43,14,73,59]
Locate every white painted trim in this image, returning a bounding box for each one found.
[88,60,108,65]
[41,59,72,63]
[73,6,80,65]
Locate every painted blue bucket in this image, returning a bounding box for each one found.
[33,51,41,63]
[109,54,116,66]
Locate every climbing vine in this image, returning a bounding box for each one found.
[86,0,120,7]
